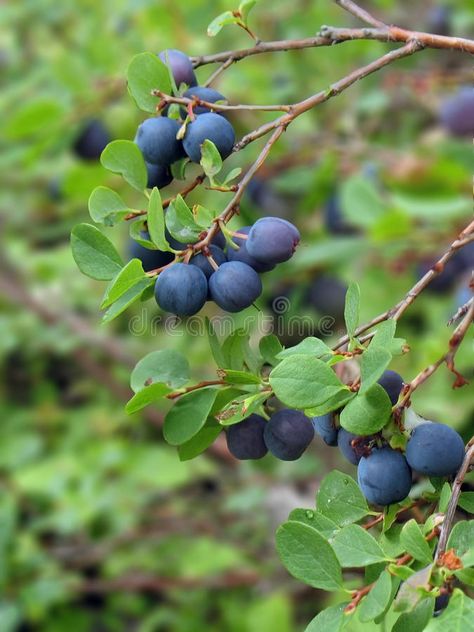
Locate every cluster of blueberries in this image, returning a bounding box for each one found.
[134,49,236,190]
[131,216,301,316]
[227,369,466,507]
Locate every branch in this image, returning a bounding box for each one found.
[153,91,291,113]
[398,301,473,408]
[333,222,474,350]
[436,438,474,559]
[191,28,474,67]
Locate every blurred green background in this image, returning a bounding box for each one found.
[0,0,473,630]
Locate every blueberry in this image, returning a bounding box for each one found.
[246,217,300,265]
[189,245,226,279]
[226,414,268,460]
[73,119,110,160]
[183,113,235,163]
[154,263,207,316]
[337,429,372,465]
[158,49,197,88]
[129,232,174,272]
[212,230,226,250]
[135,117,184,166]
[307,275,347,322]
[405,422,465,477]
[312,414,338,447]
[358,447,412,506]
[209,261,262,312]
[264,409,315,460]
[434,592,450,617]
[145,161,173,189]
[377,370,404,406]
[439,87,474,137]
[227,226,275,273]
[182,86,227,115]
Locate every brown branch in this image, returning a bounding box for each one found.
[333,223,474,351]
[191,27,474,68]
[153,90,291,113]
[397,301,473,408]
[436,438,474,559]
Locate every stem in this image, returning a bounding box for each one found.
[166,380,226,400]
[435,439,474,559]
[334,0,387,28]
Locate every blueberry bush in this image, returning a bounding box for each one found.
[2,0,474,629]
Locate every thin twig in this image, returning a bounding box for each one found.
[333,223,474,351]
[436,439,474,558]
[152,91,291,113]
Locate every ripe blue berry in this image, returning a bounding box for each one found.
[145,162,173,189]
[337,429,372,465]
[405,422,465,477]
[246,217,300,265]
[135,117,184,166]
[227,226,275,273]
[73,119,110,160]
[226,414,268,460]
[154,263,207,316]
[312,414,338,447]
[264,409,314,461]
[209,261,262,312]
[189,246,227,279]
[158,49,197,88]
[358,447,412,506]
[183,113,235,163]
[377,370,404,406]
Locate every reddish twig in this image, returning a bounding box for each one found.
[166,380,226,400]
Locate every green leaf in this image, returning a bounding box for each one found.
[305,603,347,632]
[269,355,347,409]
[259,334,283,366]
[458,492,474,514]
[125,382,172,414]
[100,140,148,191]
[130,350,190,392]
[394,565,433,612]
[166,195,202,244]
[400,520,433,565]
[439,482,451,513]
[341,175,387,228]
[359,347,392,393]
[389,564,415,580]
[221,329,251,371]
[339,384,392,435]
[305,390,355,417]
[331,524,388,567]
[6,98,65,139]
[344,282,360,338]
[424,589,474,632]
[276,521,342,591]
[288,509,339,539]
[392,193,471,221]
[217,392,269,426]
[102,277,154,323]
[358,570,393,622]
[370,319,396,349]
[178,420,222,461]
[207,11,239,37]
[316,471,369,526]
[71,223,123,281]
[164,388,218,445]
[276,337,332,360]
[223,167,242,185]
[129,220,156,248]
[447,520,474,562]
[147,187,170,250]
[88,186,131,226]
[200,140,223,178]
[206,318,226,368]
[393,597,434,632]
[219,370,261,385]
[127,52,172,113]
[101,259,146,308]
[239,0,257,22]
[193,205,215,229]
